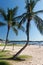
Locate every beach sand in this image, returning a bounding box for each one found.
[0,45,43,65]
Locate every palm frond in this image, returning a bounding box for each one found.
[34,10,43,14]
[13,27,18,35]
[7,8,11,21]
[12,21,19,27]
[30,0,40,10]
[25,0,40,12]
[7,7,18,22]
[12,6,18,16]
[12,13,26,21]
[18,25,25,32]
[12,21,16,26]
[18,16,26,28]
[0,22,6,26]
[25,0,29,4]
[34,15,43,34]
[0,9,7,20]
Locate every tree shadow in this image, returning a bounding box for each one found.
[8,57,25,61]
[0,57,25,61]
[0,61,10,65]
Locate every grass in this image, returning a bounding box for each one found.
[0,50,12,65]
[0,43,14,46]
[12,55,32,62]
[0,50,32,59]
[0,47,32,65]
[0,43,5,46]
[18,55,32,59]
[0,43,24,46]
[0,50,12,58]
[0,61,10,65]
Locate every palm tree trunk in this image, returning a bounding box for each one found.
[2,26,10,51]
[12,19,30,59]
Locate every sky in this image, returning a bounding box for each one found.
[0,0,43,41]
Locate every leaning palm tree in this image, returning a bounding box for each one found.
[0,7,24,51]
[12,0,43,58]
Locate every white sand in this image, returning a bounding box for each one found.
[0,45,43,65]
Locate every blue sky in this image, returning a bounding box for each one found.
[0,0,43,41]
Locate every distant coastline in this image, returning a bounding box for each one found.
[0,39,43,46]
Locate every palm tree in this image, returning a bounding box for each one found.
[0,7,24,51]
[12,0,43,58]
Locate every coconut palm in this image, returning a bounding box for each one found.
[12,0,43,58]
[0,7,24,51]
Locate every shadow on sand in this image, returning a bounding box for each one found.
[0,57,25,61]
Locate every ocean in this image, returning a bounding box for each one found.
[8,41,43,46]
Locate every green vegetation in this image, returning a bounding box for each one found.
[0,50,12,65]
[13,55,32,62]
[0,43,24,46]
[0,50,12,58]
[0,50,32,59]
[18,55,32,59]
[0,43,5,46]
[0,61,10,65]
[0,43,12,46]
[0,50,32,64]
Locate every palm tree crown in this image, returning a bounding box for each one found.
[0,7,19,35]
[18,0,43,34]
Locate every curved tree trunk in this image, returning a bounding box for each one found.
[2,26,10,51]
[12,20,30,59]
